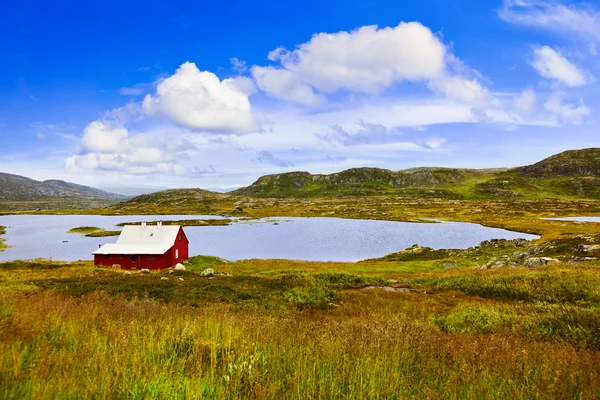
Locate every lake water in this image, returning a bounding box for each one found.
[546,216,600,223]
[0,215,539,262]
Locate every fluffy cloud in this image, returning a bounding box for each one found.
[142,62,255,132]
[256,22,446,98]
[530,46,587,87]
[80,121,128,153]
[67,118,185,175]
[251,66,325,105]
[544,92,590,124]
[429,75,489,104]
[315,121,403,146]
[498,0,600,44]
[514,88,536,114]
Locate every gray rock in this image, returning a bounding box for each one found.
[139,269,150,274]
[174,263,186,271]
[124,271,132,276]
[443,262,458,270]
[512,250,529,260]
[524,257,560,268]
[200,268,215,277]
[160,277,168,281]
[575,244,600,253]
[178,277,184,281]
[489,261,506,269]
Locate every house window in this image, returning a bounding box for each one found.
[175,249,179,259]
[104,255,109,260]
[131,256,136,262]
[178,234,182,240]
[118,255,123,260]
[146,256,153,260]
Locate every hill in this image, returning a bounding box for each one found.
[230,148,600,199]
[0,173,126,211]
[109,188,224,214]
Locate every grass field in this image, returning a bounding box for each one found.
[1,253,600,399]
[2,196,600,398]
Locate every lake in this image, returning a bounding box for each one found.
[0,215,540,262]
[546,216,600,223]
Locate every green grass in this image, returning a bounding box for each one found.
[0,225,7,251]
[1,258,600,398]
[84,230,121,237]
[68,226,103,234]
[68,226,121,237]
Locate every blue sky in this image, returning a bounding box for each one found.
[1,0,599,192]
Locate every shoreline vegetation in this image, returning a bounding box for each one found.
[0,225,7,251]
[67,226,121,237]
[115,218,232,227]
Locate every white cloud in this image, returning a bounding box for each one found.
[429,75,489,104]
[251,66,325,106]
[514,88,536,114]
[120,83,154,96]
[544,91,590,124]
[263,22,446,94]
[230,57,248,73]
[80,121,128,153]
[530,46,587,87]
[142,62,255,132]
[67,113,185,175]
[498,0,600,44]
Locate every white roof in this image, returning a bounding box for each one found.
[93,225,182,255]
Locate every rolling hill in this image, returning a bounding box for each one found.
[229,148,600,199]
[0,173,127,210]
[99,148,600,215]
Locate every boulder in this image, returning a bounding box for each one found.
[139,269,150,274]
[160,277,168,281]
[178,277,184,281]
[443,262,458,270]
[512,250,529,260]
[575,244,600,253]
[124,271,132,276]
[174,263,186,271]
[524,257,560,268]
[200,268,215,277]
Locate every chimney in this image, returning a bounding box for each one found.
[157,221,162,229]
[141,222,147,230]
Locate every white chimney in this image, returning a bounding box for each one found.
[157,221,162,229]
[141,222,147,230]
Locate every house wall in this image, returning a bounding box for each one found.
[94,253,170,270]
[93,227,190,270]
[170,227,190,265]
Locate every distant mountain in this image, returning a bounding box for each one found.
[108,148,600,211]
[0,173,126,210]
[517,148,600,177]
[230,148,600,199]
[230,167,500,199]
[98,185,170,197]
[110,188,223,214]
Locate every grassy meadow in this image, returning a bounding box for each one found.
[1,254,600,399]
[2,196,600,398]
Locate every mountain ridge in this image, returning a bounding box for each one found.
[0,173,127,210]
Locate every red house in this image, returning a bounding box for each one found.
[93,222,189,270]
